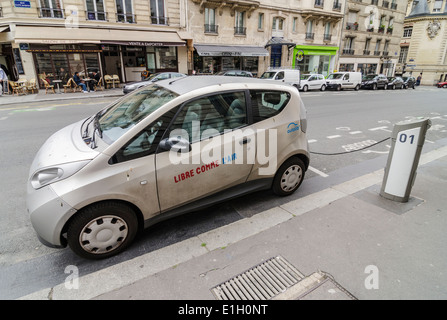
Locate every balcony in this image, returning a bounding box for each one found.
[382,1,389,8]
[305,32,315,40]
[38,7,64,18]
[363,50,370,55]
[342,49,355,55]
[386,27,393,35]
[378,26,385,33]
[234,26,246,35]
[204,24,218,34]
[86,11,107,21]
[117,13,136,23]
[333,1,342,11]
[346,22,359,31]
[314,0,324,8]
[382,51,389,57]
[324,34,332,41]
[151,16,169,25]
[373,51,381,56]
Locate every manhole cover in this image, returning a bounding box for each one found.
[211,256,305,300]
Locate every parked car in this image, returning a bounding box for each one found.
[325,72,362,91]
[402,76,416,89]
[27,76,310,259]
[299,74,326,92]
[216,70,253,77]
[260,69,301,89]
[123,72,186,94]
[436,81,447,88]
[387,76,404,89]
[361,74,388,90]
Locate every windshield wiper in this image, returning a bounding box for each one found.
[90,112,103,149]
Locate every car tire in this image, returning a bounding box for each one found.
[443,84,447,88]
[67,202,138,259]
[391,84,396,90]
[272,157,305,196]
[383,84,387,90]
[302,85,308,92]
[336,84,341,91]
[320,84,326,91]
[354,84,360,91]
[372,83,377,90]
[413,85,416,89]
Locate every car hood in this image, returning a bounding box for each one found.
[125,80,151,87]
[29,120,99,176]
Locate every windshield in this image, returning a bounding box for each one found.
[98,85,178,144]
[300,75,311,80]
[260,72,277,79]
[363,75,376,80]
[326,74,343,80]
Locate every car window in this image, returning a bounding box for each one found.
[109,106,180,163]
[166,91,248,143]
[275,72,284,80]
[250,90,291,123]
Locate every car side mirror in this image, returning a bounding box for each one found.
[159,136,191,153]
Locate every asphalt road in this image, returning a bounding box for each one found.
[0,86,446,299]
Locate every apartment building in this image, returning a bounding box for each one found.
[398,0,447,85]
[0,0,190,88]
[338,0,406,76]
[190,0,344,76]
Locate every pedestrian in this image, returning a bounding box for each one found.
[416,73,422,86]
[73,71,88,93]
[0,66,7,96]
[88,70,101,91]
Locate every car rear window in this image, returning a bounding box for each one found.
[250,90,290,123]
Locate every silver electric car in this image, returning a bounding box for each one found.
[27,76,310,259]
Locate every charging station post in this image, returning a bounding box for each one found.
[380,118,431,203]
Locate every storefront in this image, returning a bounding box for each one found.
[193,44,269,77]
[292,45,338,76]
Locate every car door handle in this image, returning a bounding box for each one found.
[239,138,251,145]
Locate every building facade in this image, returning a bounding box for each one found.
[0,0,191,88]
[337,0,406,76]
[398,0,447,85]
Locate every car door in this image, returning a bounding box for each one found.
[155,90,255,212]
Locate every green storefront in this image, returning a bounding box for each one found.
[292,45,338,77]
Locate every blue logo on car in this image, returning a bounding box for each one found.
[287,122,300,133]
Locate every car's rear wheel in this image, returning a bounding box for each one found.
[354,84,360,91]
[272,157,305,196]
[372,83,377,90]
[302,85,308,92]
[67,202,138,259]
[320,84,326,91]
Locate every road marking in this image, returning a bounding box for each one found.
[369,126,392,132]
[308,166,329,178]
[327,135,341,139]
[349,131,362,135]
[308,139,317,143]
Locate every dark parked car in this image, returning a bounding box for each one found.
[216,70,253,77]
[123,72,186,94]
[361,74,388,90]
[402,76,416,89]
[387,76,404,89]
[437,81,447,88]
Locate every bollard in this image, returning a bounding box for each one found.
[380,118,431,203]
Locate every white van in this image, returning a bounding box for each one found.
[260,69,301,88]
[325,72,362,91]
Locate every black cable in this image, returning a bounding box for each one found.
[309,137,391,155]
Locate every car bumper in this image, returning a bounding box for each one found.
[123,88,134,94]
[325,83,339,90]
[26,183,77,248]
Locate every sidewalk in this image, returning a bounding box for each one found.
[0,88,124,106]
[20,137,447,300]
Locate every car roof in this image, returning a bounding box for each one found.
[156,75,288,95]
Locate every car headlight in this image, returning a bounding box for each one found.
[31,160,90,189]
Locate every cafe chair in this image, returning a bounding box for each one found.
[104,75,113,89]
[26,79,38,94]
[9,81,24,95]
[94,77,104,91]
[112,74,120,87]
[42,79,55,94]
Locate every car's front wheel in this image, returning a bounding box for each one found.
[302,85,308,92]
[272,157,305,196]
[320,84,326,91]
[67,202,138,259]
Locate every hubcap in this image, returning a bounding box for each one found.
[280,165,302,192]
[79,215,128,254]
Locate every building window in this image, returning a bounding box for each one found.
[383,40,390,55]
[116,0,134,23]
[151,0,167,24]
[86,0,106,21]
[433,0,443,12]
[324,22,331,40]
[403,26,413,37]
[204,7,217,33]
[258,13,264,30]
[364,38,371,55]
[306,20,314,40]
[272,17,284,31]
[39,0,64,18]
[292,17,297,33]
[398,46,408,63]
[235,11,246,35]
[374,40,381,55]
[343,37,354,54]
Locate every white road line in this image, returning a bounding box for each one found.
[308,166,329,178]
[349,131,362,135]
[327,135,341,139]
[369,126,392,132]
[308,139,318,143]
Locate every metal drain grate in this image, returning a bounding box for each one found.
[211,256,305,300]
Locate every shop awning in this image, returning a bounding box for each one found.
[265,37,296,48]
[194,44,269,57]
[14,26,185,46]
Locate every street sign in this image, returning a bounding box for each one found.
[14,1,31,8]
